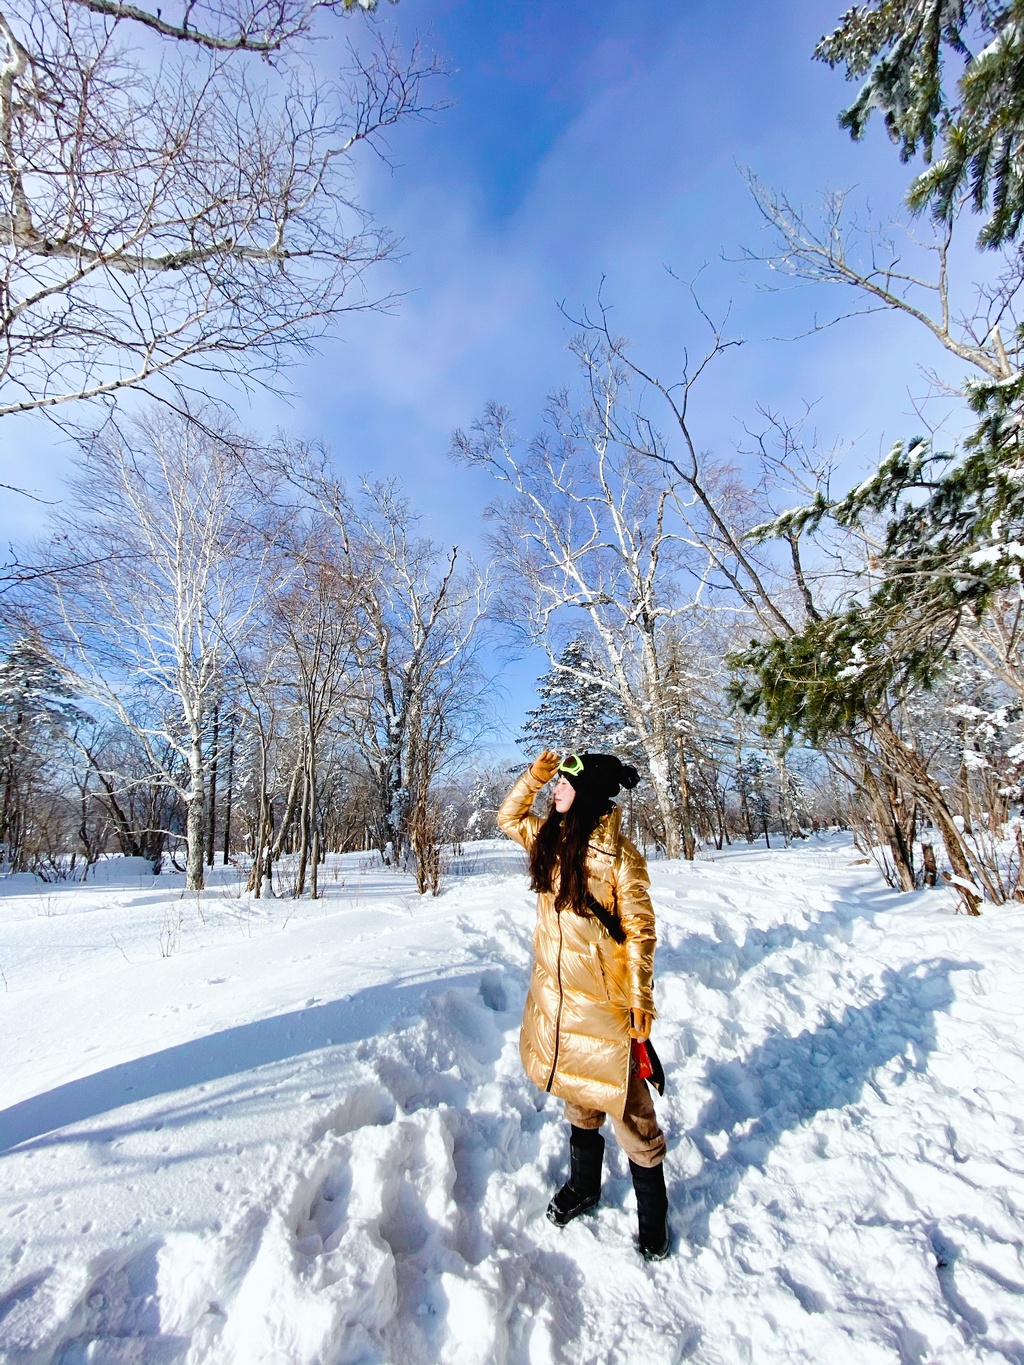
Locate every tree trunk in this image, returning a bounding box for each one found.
[834,739,917,892]
[715,788,727,849]
[958,714,974,836]
[270,750,305,878]
[877,782,917,892]
[206,703,219,867]
[411,789,443,896]
[296,768,311,898]
[247,745,304,895]
[308,742,320,899]
[642,737,684,859]
[677,738,696,861]
[185,735,206,891]
[776,740,800,845]
[248,734,271,896]
[736,740,754,843]
[222,720,234,864]
[876,722,983,913]
[921,843,938,887]
[257,803,276,897]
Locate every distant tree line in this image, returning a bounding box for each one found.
[2,410,489,893]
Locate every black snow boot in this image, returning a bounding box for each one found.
[546,1125,604,1227]
[629,1158,670,1261]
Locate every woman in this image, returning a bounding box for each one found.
[497,748,669,1261]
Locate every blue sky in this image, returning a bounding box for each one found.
[0,0,981,752]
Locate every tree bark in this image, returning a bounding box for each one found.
[876,721,983,913]
[206,703,219,867]
[185,734,206,891]
[307,742,319,899]
[222,720,234,865]
[776,740,800,845]
[677,738,696,861]
[921,843,938,887]
[296,767,311,898]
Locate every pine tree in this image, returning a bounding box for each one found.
[520,638,624,755]
[817,1,1024,248]
[732,404,1024,741]
[0,639,82,740]
[740,754,775,847]
[0,638,84,870]
[463,767,515,841]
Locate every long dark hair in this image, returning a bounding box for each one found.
[529,793,612,912]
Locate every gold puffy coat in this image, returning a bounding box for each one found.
[497,768,657,1120]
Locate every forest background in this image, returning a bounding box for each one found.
[1,0,1022,914]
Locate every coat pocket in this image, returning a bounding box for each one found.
[589,942,611,1002]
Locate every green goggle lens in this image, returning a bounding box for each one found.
[558,754,584,776]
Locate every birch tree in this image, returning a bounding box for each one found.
[453,337,715,859]
[269,534,360,898]
[27,406,275,888]
[344,480,488,885]
[270,450,490,889]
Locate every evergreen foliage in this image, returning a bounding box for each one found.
[739,754,773,824]
[520,638,624,755]
[463,767,516,841]
[0,639,83,740]
[817,1,1024,247]
[0,638,86,872]
[735,402,1024,743]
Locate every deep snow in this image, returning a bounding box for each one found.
[2,837,1024,1364]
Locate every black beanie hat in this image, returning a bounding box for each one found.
[561,752,641,802]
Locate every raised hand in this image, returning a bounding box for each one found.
[529,749,562,784]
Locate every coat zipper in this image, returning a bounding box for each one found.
[545,908,565,1092]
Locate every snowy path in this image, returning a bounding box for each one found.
[2,839,1024,1364]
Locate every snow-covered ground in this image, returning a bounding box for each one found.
[2,836,1024,1365]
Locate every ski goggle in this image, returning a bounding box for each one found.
[558,753,584,776]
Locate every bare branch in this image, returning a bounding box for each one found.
[0,7,440,421]
[742,173,1019,383]
[66,0,383,54]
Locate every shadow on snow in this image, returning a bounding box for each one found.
[657,877,909,995]
[674,957,981,1246]
[0,969,486,1154]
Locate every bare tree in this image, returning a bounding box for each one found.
[0,0,437,420]
[64,0,388,55]
[24,406,276,888]
[269,532,360,898]
[260,448,491,891]
[343,480,489,887]
[231,635,293,897]
[453,336,719,860]
[546,303,990,900]
[76,717,181,867]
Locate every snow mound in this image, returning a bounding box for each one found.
[85,856,162,886]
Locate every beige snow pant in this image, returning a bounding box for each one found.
[563,1073,666,1168]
